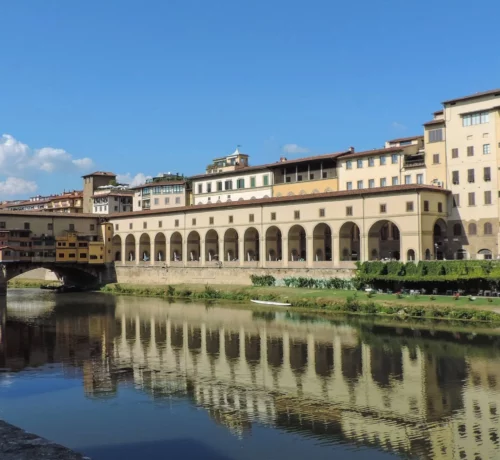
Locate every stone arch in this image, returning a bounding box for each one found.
[313,223,332,261]
[250,196,256,200]
[170,232,182,261]
[433,218,448,260]
[266,226,282,261]
[205,229,219,261]
[112,235,122,262]
[154,232,166,262]
[223,228,238,261]
[425,248,431,260]
[478,248,493,260]
[288,225,306,261]
[125,234,136,261]
[244,227,260,261]
[139,233,151,261]
[338,222,361,261]
[187,231,200,261]
[407,249,416,261]
[368,220,401,261]
[238,198,244,201]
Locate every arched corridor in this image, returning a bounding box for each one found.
[112,235,122,262]
[339,222,360,261]
[154,233,166,262]
[205,229,219,261]
[138,234,151,262]
[223,229,238,261]
[244,227,259,261]
[125,234,136,262]
[313,223,332,262]
[266,226,282,261]
[187,231,200,261]
[170,232,182,261]
[288,225,306,261]
[433,219,448,260]
[368,220,400,261]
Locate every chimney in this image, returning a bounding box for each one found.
[280,156,287,162]
[349,146,355,153]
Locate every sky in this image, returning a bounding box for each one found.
[1,0,499,200]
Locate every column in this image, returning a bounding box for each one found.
[239,238,244,266]
[150,236,156,266]
[182,233,188,267]
[135,241,140,265]
[0,266,7,296]
[0,296,6,368]
[306,236,314,268]
[165,239,170,266]
[282,237,289,268]
[219,239,224,262]
[121,239,126,264]
[200,240,206,266]
[332,235,340,266]
[260,236,266,268]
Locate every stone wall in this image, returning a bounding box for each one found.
[114,265,355,286]
[13,268,58,281]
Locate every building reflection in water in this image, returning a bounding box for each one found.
[2,292,500,459]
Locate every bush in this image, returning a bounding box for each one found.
[166,285,176,297]
[250,275,276,286]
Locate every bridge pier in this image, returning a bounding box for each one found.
[0,265,6,296]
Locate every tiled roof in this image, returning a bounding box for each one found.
[433,110,443,115]
[82,171,116,178]
[423,119,445,127]
[386,135,423,144]
[91,192,135,198]
[336,146,407,160]
[130,180,187,190]
[0,210,98,218]
[109,184,450,219]
[442,88,500,105]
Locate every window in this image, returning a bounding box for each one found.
[429,128,443,143]
[250,177,256,188]
[236,178,245,189]
[69,224,75,231]
[90,224,95,231]
[322,171,327,179]
[467,146,474,157]
[433,153,440,164]
[380,178,387,187]
[271,212,276,221]
[368,157,375,167]
[483,144,491,155]
[357,180,363,189]
[175,197,180,204]
[229,216,233,223]
[454,224,462,236]
[217,181,223,191]
[453,194,460,207]
[346,160,352,170]
[114,206,118,211]
[297,175,303,181]
[368,179,375,188]
[143,222,147,229]
[175,219,179,227]
[24,222,30,230]
[392,176,399,186]
[346,206,353,216]
[452,148,459,158]
[207,183,212,193]
[154,198,159,205]
[165,197,170,205]
[0,222,5,229]
[391,154,398,164]
[138,200,141,207]
[468,169,475,183]
[485,191,492,205]
[58,253,64,259]
[225,180,233,190]
[380,204,387,213]
[484,222,493,235]
[463,111,489,126]
[357,159,363,168]
[192,218,196,225]
[406,201,414,212]
[468,192,475,206]
[452,171,460,185]
[424,201,429,212]
[115,224,119,231]
[484,167,492,181]
[209,217,214,225]
[319,208,325,217]
[417,174,424,184]
[469,223,477,235]
[380,156,386,165]
[197,184,203,194]
[294,211,300,220]
[249,214,255,223]
[309,173,315,180]
[263,175,269,186]
[346,181,353,190]
[405,175,412,185]
[48,223,53,230]
[438,202,443,213]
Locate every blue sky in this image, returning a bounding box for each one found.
[1,0,499,199]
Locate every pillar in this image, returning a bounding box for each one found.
[332,235,340,266]
[0,266,7,296]
[165,240,170,266]
[282,237,289,268]
[182,233,188,266]
[135,241,141,265]
[200,240,206,266]
[150,237,156,266]
[260,236,266,268]
[0,295,6,368]
[121,239,126,264]
[306,236,314,268]
[239,238,244,266]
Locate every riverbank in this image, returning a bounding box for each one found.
[7,279,60,289]
[0,420,88,459]
[100,283,500,323]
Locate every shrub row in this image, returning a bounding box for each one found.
[250,275,358,289]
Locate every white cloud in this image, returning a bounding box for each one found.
[0,177,37,196]
[116,172,151,187]
[282,143,310,155]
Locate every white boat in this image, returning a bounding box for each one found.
[251,299,291,307]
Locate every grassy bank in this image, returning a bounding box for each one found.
[100,283,500,323]
[8,279,60,289]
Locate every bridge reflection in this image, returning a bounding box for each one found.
[2,294,500,459]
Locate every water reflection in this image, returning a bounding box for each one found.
[1,291,500,459]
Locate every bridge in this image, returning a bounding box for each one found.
[0,211,115,294]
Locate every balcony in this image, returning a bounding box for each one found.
[403,154,425,169]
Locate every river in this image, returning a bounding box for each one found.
[0,289,499,459]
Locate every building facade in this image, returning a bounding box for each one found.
[82,171,117,214]
[92,186,134,215]
[132,173,189,212]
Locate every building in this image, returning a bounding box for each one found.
[132,173,189,212]
[0,191,83,213]
[92,186,134,215]
[82,171,117,214]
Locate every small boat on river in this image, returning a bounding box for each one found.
[251,299,291,307]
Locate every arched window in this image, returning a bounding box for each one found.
[478,249,493,260]
[468,223,477,235]
[407,249,415,261]
[453,224,462,236]
[484,222,493,235]
[425,249,431,260]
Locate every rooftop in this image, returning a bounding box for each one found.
[337,146,407,160]
[386,135,424,144]
[0,210,98,218]
[82,171,116,178]
[442,88,500,105]
[130,179,188,190]
[423,119,446,127]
